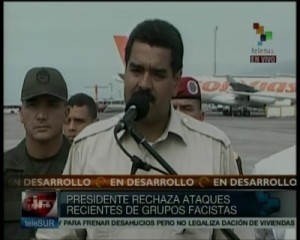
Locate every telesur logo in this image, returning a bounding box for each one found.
[253,23,273,46]
[250,23,276,63]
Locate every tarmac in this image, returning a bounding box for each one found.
[4,111,296,174]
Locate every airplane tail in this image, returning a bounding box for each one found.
[113,35,128,66]
[226,75,258,93]
[226,75,236,84]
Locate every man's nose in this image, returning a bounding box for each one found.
[36,107,48,120]
[138,72,152,90]
[68,120,76,130]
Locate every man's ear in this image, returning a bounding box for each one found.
[64,106,70,124]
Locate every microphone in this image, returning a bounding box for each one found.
[115,91,150,133]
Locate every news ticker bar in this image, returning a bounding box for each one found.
[10,175,297,189]
[59,190,295,218]
[22,190,295,217]
[21,217,296,229]
[21,189,296,229]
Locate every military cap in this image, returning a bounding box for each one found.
[173,76,201,100]
[21,67,68,101]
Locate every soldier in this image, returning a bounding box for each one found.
[171,76,205,121]
[37,19,253,239]
[63,93,98,141]
[4,67,70,240]
[172,76,243,175]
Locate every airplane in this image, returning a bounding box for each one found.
[113,35,296,116]
[226,75,296,103]
[173,74,295,116]
[114,35,127,66]
[222,75,295,115]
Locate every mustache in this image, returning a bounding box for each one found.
[135,89,155,103]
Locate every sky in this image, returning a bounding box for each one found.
[4,2,296,105]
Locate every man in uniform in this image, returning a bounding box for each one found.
[171,76,205,121]
[63,93,98,141]
[4,67,71,240]
[36,19,253,239]
[172,76,243,174]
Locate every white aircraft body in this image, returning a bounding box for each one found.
[192,75,296,115]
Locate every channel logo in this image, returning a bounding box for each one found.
[21,191,59,228]
[251,23,276,63]
[253,22,273,46]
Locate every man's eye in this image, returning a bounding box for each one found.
[152,70,166,79]
[182,106,193,111]
[155,73,166,78]
[49,102,60,107]
[130,68,143,73]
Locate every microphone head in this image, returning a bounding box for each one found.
[125,91,150,121]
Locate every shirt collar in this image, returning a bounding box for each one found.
[117,105,188,145]
[155,105,187,145]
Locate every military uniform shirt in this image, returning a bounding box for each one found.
[4,136,71,240]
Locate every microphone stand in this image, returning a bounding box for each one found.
[130,155,169,175]
[129,127,240,240]
[113,127,169,175]
[130,128,177,174]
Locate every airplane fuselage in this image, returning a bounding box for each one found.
[195,76,296,108]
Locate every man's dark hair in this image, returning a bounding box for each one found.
[67,93,97,120]
[125,19,184,76]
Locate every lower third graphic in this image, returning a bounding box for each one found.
[21,190,59,228]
